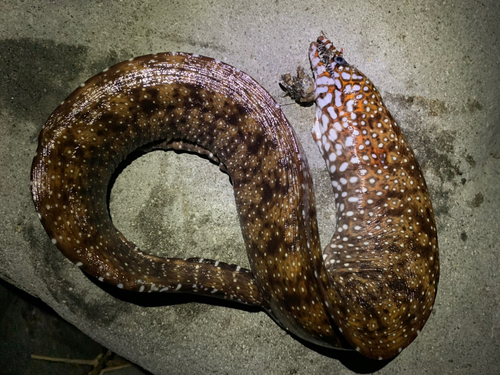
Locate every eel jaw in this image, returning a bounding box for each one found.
[316,35,341,65]
[309,34,349,80]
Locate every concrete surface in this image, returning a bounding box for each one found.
[1,0,499,374]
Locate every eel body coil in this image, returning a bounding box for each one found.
[31,35,438,360]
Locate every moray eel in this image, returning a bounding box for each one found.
[31,35,438,360]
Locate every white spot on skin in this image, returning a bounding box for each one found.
[316,76,335,86]
[317,93,332,109]
[335,90,342,107]
[322,135,330,151]
[346,100,354,112]
[315,86,328,96]
[321,114,330,132]
[311,56,321,68]
[327,106,337,120]
[328,128,338,142]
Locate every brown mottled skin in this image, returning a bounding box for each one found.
[31,36,438,361]
[281,35,439,358]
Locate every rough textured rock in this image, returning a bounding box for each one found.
[1,1,500,374]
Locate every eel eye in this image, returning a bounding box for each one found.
[334,56,346,65]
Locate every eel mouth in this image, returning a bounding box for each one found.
[316,36,339,66]
[314,35,349,77]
